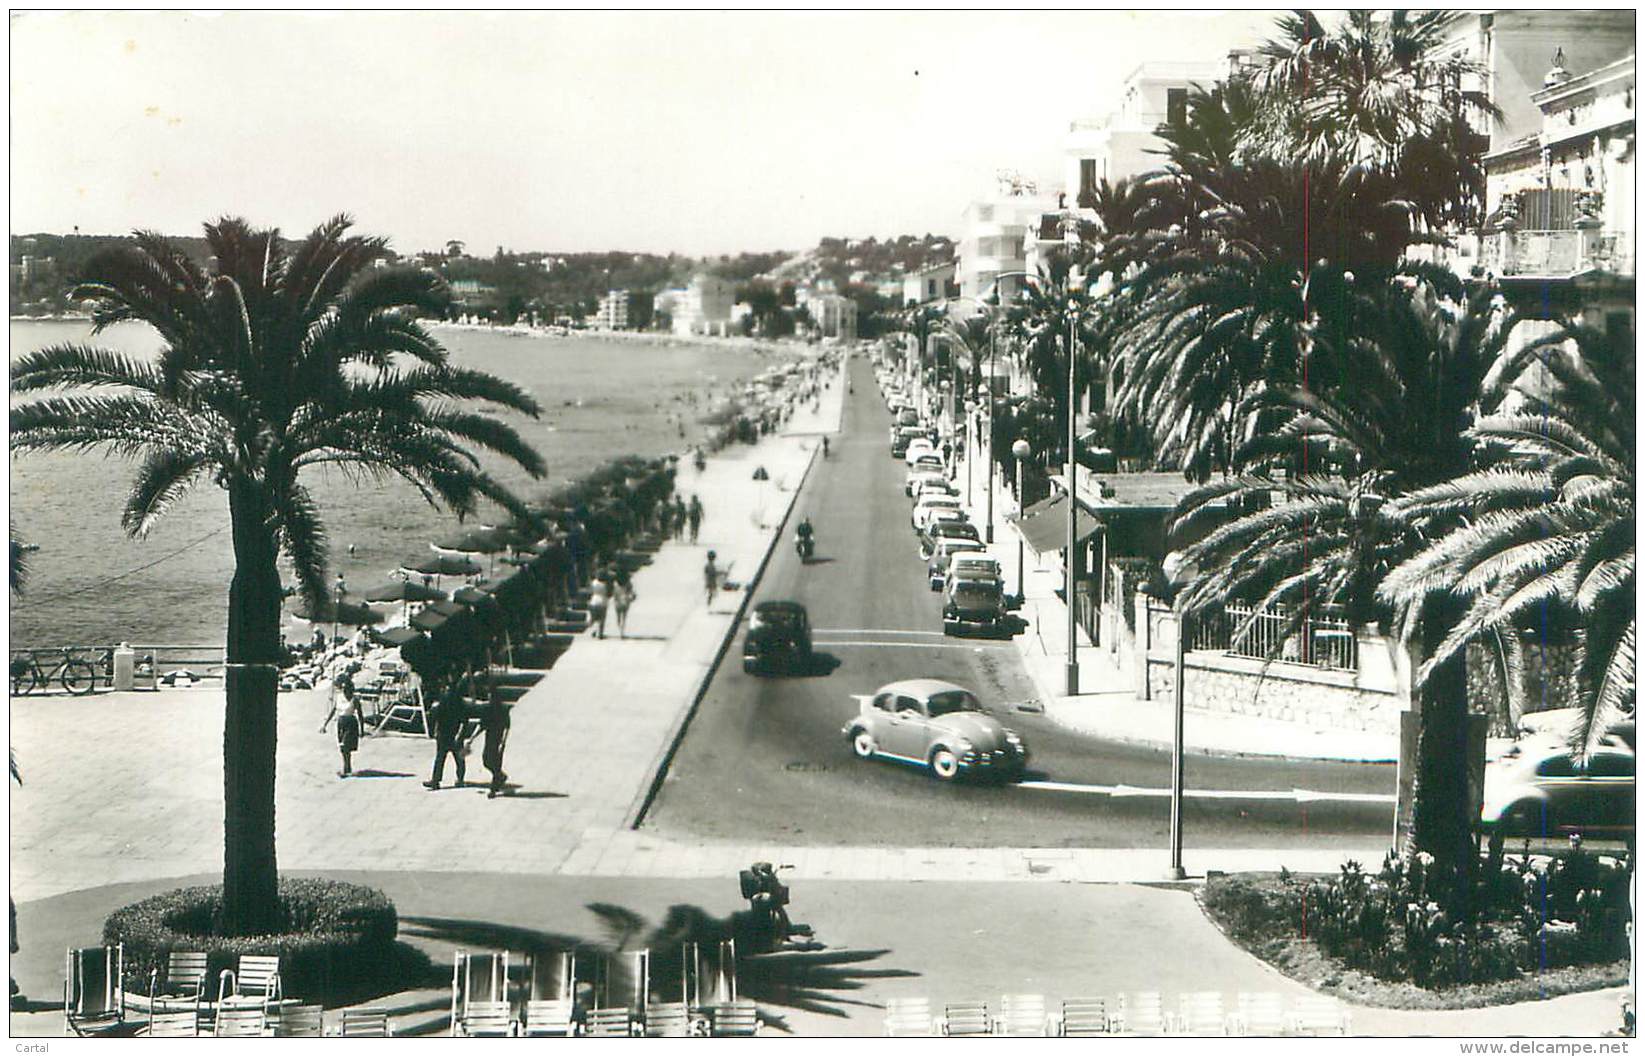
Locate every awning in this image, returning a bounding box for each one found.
[1007,492,1101,555]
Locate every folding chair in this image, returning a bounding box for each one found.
[456,999,516,1037]
[450,949,510,1034]
[1232,991,1287,1036]
[1058,997,1109,1037]
[521,950,577,1037]
[1288,994,1350,1036]
[148,950,208,1012]
[584,1006,637,1037]
[64,943,126,1036]
[1173,991,1229,1035]
[1116,992,1167,1036]
[214,1006,269,1037]
[708,1000,761,1037]
[885,996,936,1037]
[940,1000,991,1037]
[996,993,1049,1036]
[643,1001,693,1037]
[144,1009,200,1037]
[340,1008,393,1037]
[217,954,283,1013]
[586,949,646,1037]
[272,1002,324,1037]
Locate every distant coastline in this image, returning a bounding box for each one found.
[427,319,815,357]
[11,311,93,322]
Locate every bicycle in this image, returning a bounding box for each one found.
[10,647,102,696]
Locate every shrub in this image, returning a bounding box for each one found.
[105,878,397,1001]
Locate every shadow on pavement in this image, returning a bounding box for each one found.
[345,769,417,779]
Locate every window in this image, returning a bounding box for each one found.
[872,693,895,712]
[1167,87,1189,126]
[1536,756,1576,778]
[1078,158,1098,207]
[895,695,923,715]
[1585,754,1634,778]
[926,691,981,717]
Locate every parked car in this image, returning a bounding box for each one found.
[904,458,946,496]
[912,495,963,532]
[947,554,1001,583]
[913,476,959,501]
[842,679,1027,782]
[927,538,986,589]
[919,518,980,559]
[944,575,1007,635]
[896,408,920,428]
[742,601,813,675]
[903,438,937,467]
[891,425,926,458]
[1481,734,1635,847]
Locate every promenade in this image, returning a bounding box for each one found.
[6,354,1625,1036]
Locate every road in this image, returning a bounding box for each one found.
[642,354,1396,848]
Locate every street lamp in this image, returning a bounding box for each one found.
[1011,438,1032,606]
[1163,550,1198,881]
[331,571,346,647]
[1063,252,1086,698]
[963,399,978,506]
[977,384,993,543]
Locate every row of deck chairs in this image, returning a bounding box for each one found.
[885,991,1352,1037]
[63,945,393,1037]
[450,941,760,1038]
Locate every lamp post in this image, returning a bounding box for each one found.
[331,571,346,647]
[963,400,977,506]
[1011,438,1032,606]
[1163,550,1197,881]
[1063,253,1085,698]
[977,383,993,543]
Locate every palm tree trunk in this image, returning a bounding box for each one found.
[1408,599,1477,910]
[221,481,284,935]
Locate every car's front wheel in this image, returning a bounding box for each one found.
[929,747,960,781]
[851,730,877,759]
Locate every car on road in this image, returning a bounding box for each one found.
[947,554,1001,582]
[919,518,980,559]
[842,679,1028,782]
[927,538,986,589]
[904,458,946,495]
[742,601,814,675]
[1481,731,1635,847]
[944,575,1007,635]
[912,494,963,532]
[909,472,955,502]
[903,437,937,466]
[890,426,926,458]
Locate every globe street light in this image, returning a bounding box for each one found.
[1011,438,1032,606]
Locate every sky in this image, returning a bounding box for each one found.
[10,9,1279,258]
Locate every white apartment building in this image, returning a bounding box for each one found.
[805,293,858,341]
[670,274,736,337]
[1062,60,1222,204]
[954,180,1059,303]
[902,262,956,306]
[595,289,630,330]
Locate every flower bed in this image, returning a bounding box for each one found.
[104,878,398,1001]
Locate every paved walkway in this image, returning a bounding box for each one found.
[7,354,1629,1037]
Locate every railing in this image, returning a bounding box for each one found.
[129,644,227,689]
[1479,228,1631,278]
[1191,603,1359,672]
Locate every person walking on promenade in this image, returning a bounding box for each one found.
[588,568,613,638]
[703,550,722,608]
[688,495,704,543]
[319,676,361,778]
[673,496,688,540]
[480,691,511,799]
[424,678,468,790]
[613,572,636,638]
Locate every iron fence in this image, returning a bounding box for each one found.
[1193,602,1359,672]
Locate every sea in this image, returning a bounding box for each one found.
[7,320,776,649]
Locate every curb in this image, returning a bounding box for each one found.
[623,436,824,830]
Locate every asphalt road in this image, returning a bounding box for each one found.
[642,355,1396,849]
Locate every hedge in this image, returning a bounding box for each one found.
[104,878,398,1001]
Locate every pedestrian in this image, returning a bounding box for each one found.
[423,678,468,790]
[310,626,327,656]
[480,691,511,799]
[320,675,361,778]
[588,568,613,638]
[688,495,704,543]
[672,496,688,540]
[612,573,636,638]
[703,550,721,608]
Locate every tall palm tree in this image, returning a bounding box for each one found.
[1000,249,1108,467]
[10,215,546,934]
[1381,322,1635,759]
[1169,276,1515,890]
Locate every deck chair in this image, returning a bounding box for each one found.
[521,950,576,1037]
[940,1000,991,1037]
[1232,991,1286,1036]
[584,1006,637,1037]
[144,1009,201,1037]
[1058,997,1109,1036]
[1116,992,1167,1036]
[884,996,936,1037]
[1174,991,1229,1035]
[996,993,1049,1036]
[686,939,737,1010]
[643,1001,693,1037]
[708,999,761,1037]
[64,943,126,1036]
[340,1008,393,1036]
[217,954,283,1012]
[214,1006,268,1037]
[1288,995,1350,1036]
[456,999,516,1037]
[148,950,208,1012]
[450,949,510,1033]
[586,948,647,1037]
[271,1002,323,1037]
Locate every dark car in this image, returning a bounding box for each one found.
[919,518,980,559]
[742,601,813,674]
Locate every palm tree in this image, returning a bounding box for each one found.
[9,215,547,934]
[1381,322,1635,760]
[1169,276,1515,889]
[999,249,1109,468]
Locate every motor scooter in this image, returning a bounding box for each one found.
[796,533,815,560]
[738,862,813,953]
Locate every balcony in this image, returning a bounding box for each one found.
[1479,227,1633,280]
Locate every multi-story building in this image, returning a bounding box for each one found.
[670,274,736,337]
[595,289,630,330]
[954,177,1059,303]
[804,293,858,341]
[1062,60,1223,205]
[901,262,956,306]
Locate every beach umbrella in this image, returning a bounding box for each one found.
[401,553,484,578]
[411,599,466,632]
[361,579,448,604]
[369,626,426,648]
[452,585,496,607]
[291,594,385,627]
[433,527,510,555]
